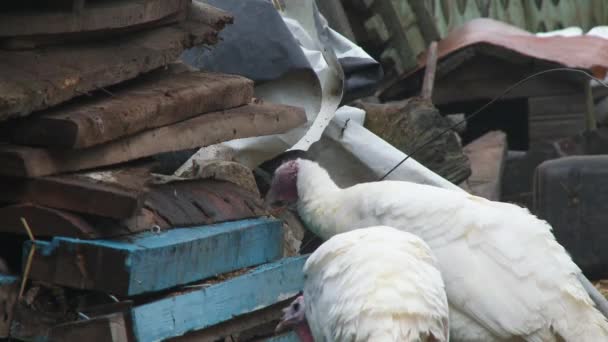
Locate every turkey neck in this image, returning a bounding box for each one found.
[294,321,314,342]
[295,161,341,240]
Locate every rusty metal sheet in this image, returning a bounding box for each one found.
[381,18,608,99]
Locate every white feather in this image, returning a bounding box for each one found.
[303,226,449,342]
[294,159,608,341]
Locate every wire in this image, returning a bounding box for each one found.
[379,68,608,181]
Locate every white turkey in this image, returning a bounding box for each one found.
[275,226,449,341]
[265,157,608,341]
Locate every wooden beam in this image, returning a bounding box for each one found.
[0,274,18,338]
[130,255,307,341]
[26,218,283,296]
[421,41,438,101]
[263,332,299,342]
[0,102,306,177]
[0,204,106,238]
[0,174,143,219]
[0,178,267,239]
[0,0,187,37]
[170,299,296,342]
[0,6,228,122]
[48,312,129,342]
[462,131,508,201]
[11,69,254,149]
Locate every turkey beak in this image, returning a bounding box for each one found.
[274,320,288,334]
[264,189,287,216]
[274,306,295,334]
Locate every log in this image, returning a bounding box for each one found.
[355,98,471,184]
[0,275,18,338]
[130,256,307,341]
[0,5,229,121]
[0,102,307,177]
[26,218,283,296]
[462,131,508,201]
[11,69,254,148]
[0,0,189,38]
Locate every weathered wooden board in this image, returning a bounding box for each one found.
[0,203,107,238]
[48,312,129,342]
[140,180,266,229]
[11,70,254,148]
[26,218,283,296]
[169,299,296,342]
[131,255,307,342]
[528,94,586,146]
[0,102,306,177]
[0,179,267,239]
[0,0,189,38]
[262,332,299,342]
[0,175,142,219]
[462,131,508,201]
[0,6,228,121]
[0,274,19,338]
[0,162,155,219]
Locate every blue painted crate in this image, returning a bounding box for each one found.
[24,217,283,296]
[131,255,308,342]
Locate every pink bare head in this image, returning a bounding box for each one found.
[275,295,306,334]
[265,159,301,211]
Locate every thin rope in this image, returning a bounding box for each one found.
[379,68,608,181]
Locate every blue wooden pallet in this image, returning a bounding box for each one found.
[131,255,308,342]
[24,217,283,296]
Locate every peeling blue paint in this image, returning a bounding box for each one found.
[131,255,308,342]
[24,218,284,296]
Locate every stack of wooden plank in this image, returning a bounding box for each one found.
[0,1,307,341]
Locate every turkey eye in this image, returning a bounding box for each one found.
[293,302,300,311]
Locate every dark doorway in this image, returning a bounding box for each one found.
[437,98,529,150]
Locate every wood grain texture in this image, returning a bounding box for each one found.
[262,332,300,342]
[0,162,154,219]
[0,102,307,177]
[26,218,283,296]
[11,69,254,148]
[0,0,189,37]
[0,203,105,238]
[48,312,129,342]
[0,274,18,338]
[169,299,296,342]
[0,4,229,121]
[462,130,507,200]
[131,255,308,342]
